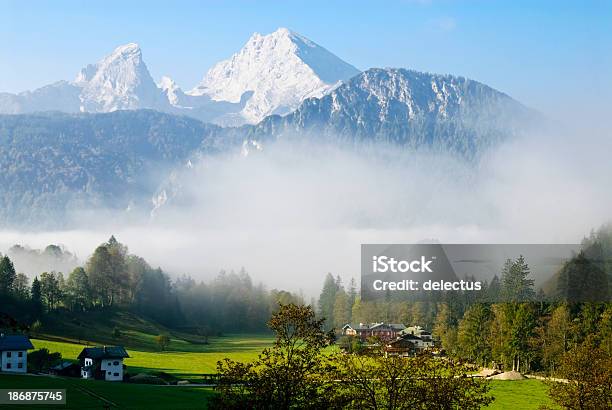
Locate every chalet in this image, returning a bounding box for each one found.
[385,334,418,356]
[0,334,33,373]
[342,323,406,341]
[78,346,129,381]
[401,326,435,349]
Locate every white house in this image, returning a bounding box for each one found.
[0,334,34,373]
[402,326,435,349]
[78,346,129,381]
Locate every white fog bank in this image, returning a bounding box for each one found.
[2,126,611,296]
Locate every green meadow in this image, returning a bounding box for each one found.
[0,373,214,409]
[488,380,559,409]
[31,333,273,379]
[13,336,560,410]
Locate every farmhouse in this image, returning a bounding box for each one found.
[78,346,129,381]
[0,334,34,373]
[385,335,418,356]
[342,322,406,341]
[401,326,434,349]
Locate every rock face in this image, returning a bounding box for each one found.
[188,27,360,125]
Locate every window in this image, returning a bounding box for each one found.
[107,371,111,375]
[18,352,23,358]
[17,363,23,369]
[6,352,11,358]
[113,361,119,366]
[114,372,119,376]
[6,363,11,369]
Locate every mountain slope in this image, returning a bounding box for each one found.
[249,68,536,157]
[188,28,360,125]
[0,110,241,226]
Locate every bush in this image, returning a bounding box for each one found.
[28,348,62,372]
[155,334,171,351]
[548,338,612,409]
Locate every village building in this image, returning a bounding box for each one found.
[342,322,406,341]
[78,346,129,381]
[401,326,435,349]
[385,335,418,356]
[0,334,33,373]
[50,361,81,377]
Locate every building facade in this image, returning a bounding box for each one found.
[0,334,34,373]
[78,346,129,381]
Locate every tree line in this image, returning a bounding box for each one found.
[0,236,302,333]
[317,226,612,376]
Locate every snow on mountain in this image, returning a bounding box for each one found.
[0,30,359,124]
[0,43,168,115]
[188,27,360,125]
[75,43,167,112]
[251,68,538,158]
[0,81,81,114]
[158,76,183,106]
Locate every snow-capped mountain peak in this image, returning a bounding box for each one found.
[75,42,165,112]
[188,27,360,124]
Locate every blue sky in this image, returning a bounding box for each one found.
[1,1,610,117]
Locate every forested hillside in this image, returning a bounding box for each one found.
[0,111,242,226]
[0,236,302,335]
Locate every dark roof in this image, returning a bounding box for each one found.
[0,335,34,351]
[77,346,129,360]
[399,333,422,341]
[51,361,79,371]
[345,323,406,331]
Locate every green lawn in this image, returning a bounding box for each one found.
[0,373,558,409]
[488,380,559,409]
[0,373,214,409]
[32,333,273,379]
[23,320,559,409]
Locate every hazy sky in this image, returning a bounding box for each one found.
[1,1,611,118]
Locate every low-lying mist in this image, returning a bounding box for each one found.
[2,124,611,296]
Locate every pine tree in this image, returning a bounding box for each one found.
[30,277,43,315]
[508,303,536,372]
[501,256,535,302]
[333,289,351,329]
[433,303,458,355]
[347,277,358,310]
[457,304,492,367]
[0,255,16,294]
[318,273,338,328]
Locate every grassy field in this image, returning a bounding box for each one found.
[32,334,273,379]
[0,373,214,409]
[0,373,558,410]
[488,380,558,409]
[18,311,558,408]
